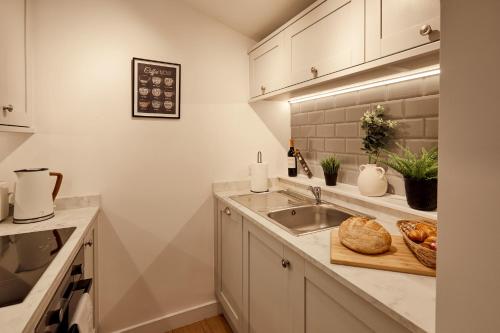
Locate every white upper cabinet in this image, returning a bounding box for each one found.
[366,0,440,61]
[285,0,364,85]
[0,0,30,129]
[248,0,440,101]
[249,32,288,98]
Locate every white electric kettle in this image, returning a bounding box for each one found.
[13,168,63,224]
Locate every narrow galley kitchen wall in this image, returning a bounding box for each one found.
[0,0,289,331]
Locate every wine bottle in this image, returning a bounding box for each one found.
[288,139,298,177]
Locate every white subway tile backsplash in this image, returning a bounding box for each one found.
[308,110,325,124]
[290,103,301,114]
[405,139,438,153]
[325,138,345,153]
[309,138,325,151]
[335,92,359,107]
[316,96,335,110]
[291,113,308,126]
[301,125,316,137]
[405,95,439,118]
[295,138,308,150]
[324,108,345,123]
[425,117,439,138]
[335,123,359,137]
[291,77,439,196]
[337,154,358,170]
[345,105,370,121]
[396,119,425,138]
[359,86,387,104]
[423,75,440,96]
[387,78,424,100]
[345,138,363,154]
[316,124,335,137]
[300,100,317,112]
[373,100,404,119]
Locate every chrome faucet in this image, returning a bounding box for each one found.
[309,186,321,205]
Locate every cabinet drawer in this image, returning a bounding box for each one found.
[286,0,364,85]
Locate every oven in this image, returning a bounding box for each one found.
[35,246,93,333]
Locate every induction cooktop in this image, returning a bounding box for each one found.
[0,227,75,307]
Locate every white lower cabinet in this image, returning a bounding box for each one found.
[216,203,243,331]
[242,219,304,333]
[304,263,409,333]
[216,199,410,333]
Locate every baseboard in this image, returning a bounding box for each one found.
[113,300,220,333]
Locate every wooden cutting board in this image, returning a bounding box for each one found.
[330,229,436,277]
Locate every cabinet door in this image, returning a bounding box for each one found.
[366,0,440,61]
[0,0,29,127]
[242,220,287,333]
[83,225,96,330]
[286,0,364,85]
[304,263,409,333]
[249,32,288,97]
[217,203,243,331]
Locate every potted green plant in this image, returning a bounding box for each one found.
[358,105,397,196]
[320,155,340,186]
[384,144,438,211]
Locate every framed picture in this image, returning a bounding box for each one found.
[132,57,181,119]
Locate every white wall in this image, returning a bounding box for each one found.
[0,0,289,331]
[437,1,500,332]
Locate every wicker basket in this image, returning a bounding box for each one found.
[397,220,437,268]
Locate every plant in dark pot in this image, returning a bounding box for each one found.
[384,144,438,211]
[320,155,340,186]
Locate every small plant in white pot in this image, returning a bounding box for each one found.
[358,105,397,196]
[320,155,340,186]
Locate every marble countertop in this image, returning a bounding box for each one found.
[213,178,435,333]
[0,197,99,333]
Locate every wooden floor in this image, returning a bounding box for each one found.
[167,315,233,333]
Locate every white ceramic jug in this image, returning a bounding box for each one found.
[357,164,388,197]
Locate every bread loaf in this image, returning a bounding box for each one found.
[338,216,392,254]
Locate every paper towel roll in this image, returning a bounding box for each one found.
[0,182,9,221]
[70,293,94,333]
[250,162,268,193]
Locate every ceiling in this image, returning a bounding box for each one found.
[182,0,317,40]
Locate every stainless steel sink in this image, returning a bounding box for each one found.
[267,204,369,236]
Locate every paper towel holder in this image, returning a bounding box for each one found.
[250,151,269,193]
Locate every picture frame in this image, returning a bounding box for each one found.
[132,57,181,119]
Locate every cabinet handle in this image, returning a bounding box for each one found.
[2,105,13,112]
[419,24,433,36]
[310,67,318,76]
[224,207,231,216]
[84,240,93,247]
[281,259,290,268]
[260,85,266,94]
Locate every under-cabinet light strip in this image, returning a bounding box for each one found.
[288,68,441,104]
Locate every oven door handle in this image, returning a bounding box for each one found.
[47,278,93,326]
[74,278,93,293]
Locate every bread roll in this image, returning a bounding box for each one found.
[415,223,436,235]
[408,229,428,243]
[338,216,392,254]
